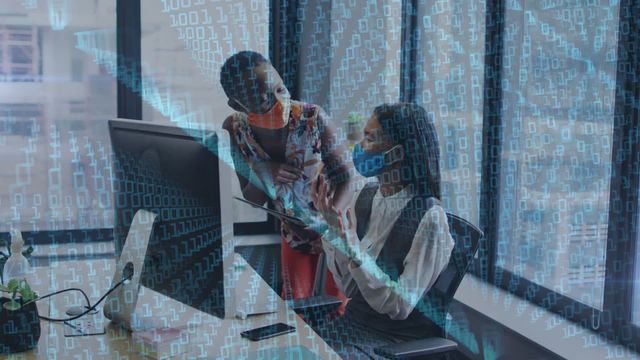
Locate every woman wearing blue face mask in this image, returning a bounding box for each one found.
[311,103,454,359]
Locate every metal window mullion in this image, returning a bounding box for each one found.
[31,26,38,79]
[400,0,418,103]
[479,0,506,284]
[602,0,640,348]
[0,26,6,74]
[116,0,141,120]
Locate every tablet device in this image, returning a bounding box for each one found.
[233,196,307,227]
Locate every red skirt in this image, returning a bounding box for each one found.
[280,237,347,315]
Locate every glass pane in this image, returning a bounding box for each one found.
[9,45,32,63]
[9,32,32,42]
[326,0,402,145]
[415,0,486,226]
[141,0,269,224]
[635,201,640,326]
[0,1,117,233]
[496,2,619,309]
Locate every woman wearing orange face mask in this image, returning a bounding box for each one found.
[220,51,350,311]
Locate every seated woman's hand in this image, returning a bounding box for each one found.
[311,174,340,229]
[312,175,356,256]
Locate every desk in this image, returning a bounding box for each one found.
[4,254,339,359]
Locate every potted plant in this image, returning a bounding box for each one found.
[0,279,40,354]
[346,112,366,147]
[0,278,40,353]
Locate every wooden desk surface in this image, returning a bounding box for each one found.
[3,255,339,359]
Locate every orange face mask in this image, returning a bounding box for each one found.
[247,100,289,129]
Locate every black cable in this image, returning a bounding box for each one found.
[23,287,91,311]
[33,273,132,322]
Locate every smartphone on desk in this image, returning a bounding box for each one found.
[241,323,295,341]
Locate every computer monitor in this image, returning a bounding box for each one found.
[108,119,234,319]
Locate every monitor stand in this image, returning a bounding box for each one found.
[103,209,157,331]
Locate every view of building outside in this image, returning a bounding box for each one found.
[496,2,618,309]
[0,0,117,233]
[416,0,486,226]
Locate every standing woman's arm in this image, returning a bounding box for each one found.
[317,108,354,212]
[222,116,270,205]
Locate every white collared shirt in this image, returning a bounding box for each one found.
[322,184,455,320]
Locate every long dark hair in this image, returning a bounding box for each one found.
[374,103,442,199]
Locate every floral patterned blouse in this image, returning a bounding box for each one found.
[227,100,327,252]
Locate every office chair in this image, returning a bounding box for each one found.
[288,213,483,359]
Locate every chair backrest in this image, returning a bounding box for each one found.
[421,213,483,328]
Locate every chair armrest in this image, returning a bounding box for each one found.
[286,295,342,314]
[373,337,458,359]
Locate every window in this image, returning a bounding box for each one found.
[0,103,43,137]
[0,25,40,81]
[0,1,117,235]
[326,0,402,129]
[495,2,618,310]
[415,0,486,225]
[141,0,270,225]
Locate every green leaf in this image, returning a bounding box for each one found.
[26,291,36,302]
[7,279,20,292]
[19,279,33,294]
[20,288,37,302]
[0,279,38,306]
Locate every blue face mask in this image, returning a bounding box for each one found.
[352,143,403,178]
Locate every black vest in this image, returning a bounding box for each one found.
[345,183,440,339]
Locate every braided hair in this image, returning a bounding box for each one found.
[374,103,442,199]
[219,51,270,101]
